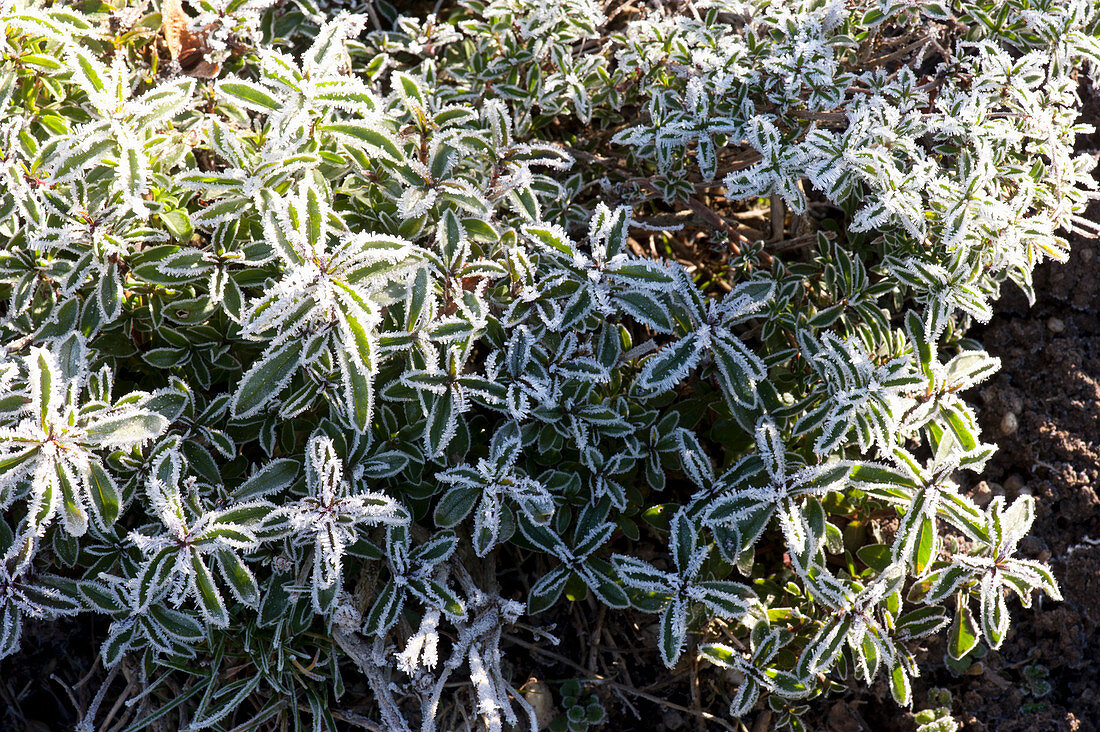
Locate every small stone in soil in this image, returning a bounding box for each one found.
[520,677,555,731]
[661,709,686,730]
[1047,317,1065,333]
[972,481,994,507]
[1000,412,1019,435]
[1004,473,1027,496]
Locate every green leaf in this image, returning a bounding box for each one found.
[0,448,36,480]
[87,460,120,526]
[321,123,403,160]
[424,393,456,457]
[305,183,323,249]
[149,604,203,642]
[232,339,304,418]
[699,643,739,667]
[393,70,425,106]
[658,598,686,667]
[141,347,189,369]
[616,290,673,333]
[56,460,88,536]
[889,661,911,706]
[670,509,695,572]
[233,459,298,501]
[913,515,936,575]
[158,209,193,242]
[905,310,934,380]
[30,349,55,431]
[191,550,229,626]
[433,485,478,528]
[218,81,280,111]
[98,261,123,322]
[637,335,701,392]
[333,305,376,431]
[114,685,204,732]
[524,224,573,256]
[711,333,766,405]
[947,600,980,661]
[55,138,113,180]
[611,261,673,285]
[363,581,403,636]
[216,549,259,606]
[528,565,569,615]
[120,146,143,199]
[855,544,892,572]
[410,577,464,618]
[138,548,175,609]
[218,503,273,525]
[101,623,135,668]
[84,410,168,448]
[333,286,376,373]
[850,462,919,489]
[801,615,852,676]
[895,606,948,639]
[943,405,978,452]
[980,578,1010,649]
[72,48,106,93]
[80,581,124,614]
[191,675,262,730]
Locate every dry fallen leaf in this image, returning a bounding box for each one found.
[161,0,221,78]
[161,0,187,57]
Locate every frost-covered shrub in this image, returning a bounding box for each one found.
[0,0,1095,729]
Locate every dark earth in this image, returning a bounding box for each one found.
[899,199,1100,731]
[907,92,1100,732]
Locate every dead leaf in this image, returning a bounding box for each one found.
[161,0,221,78]
[162,0,186,57]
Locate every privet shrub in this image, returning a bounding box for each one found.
[0,0,1096,729]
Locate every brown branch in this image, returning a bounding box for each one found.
[332,709,386,731]
[864,34,933,68]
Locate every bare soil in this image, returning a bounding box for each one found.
[901,203,1100,732]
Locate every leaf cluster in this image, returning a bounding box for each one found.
[0,0,1093,730]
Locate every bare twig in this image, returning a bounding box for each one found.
[770,233,819,253]
[786,108,848,127]
[691,653,705,732]
[504,633,593,675]
[73,657,102,691]
[600,625,639,712]
[864,34,933,68]
[74,664,120,732]
[332,709,386,731]
[101,672,138,732]
[333,630,413,732]
[769,193,786,242]
[364,0,382,32]
[590,677,738,732]
[588,605,606,673]
[51,673,82,720]
[621,339,657,364]
[0,680,24,725]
